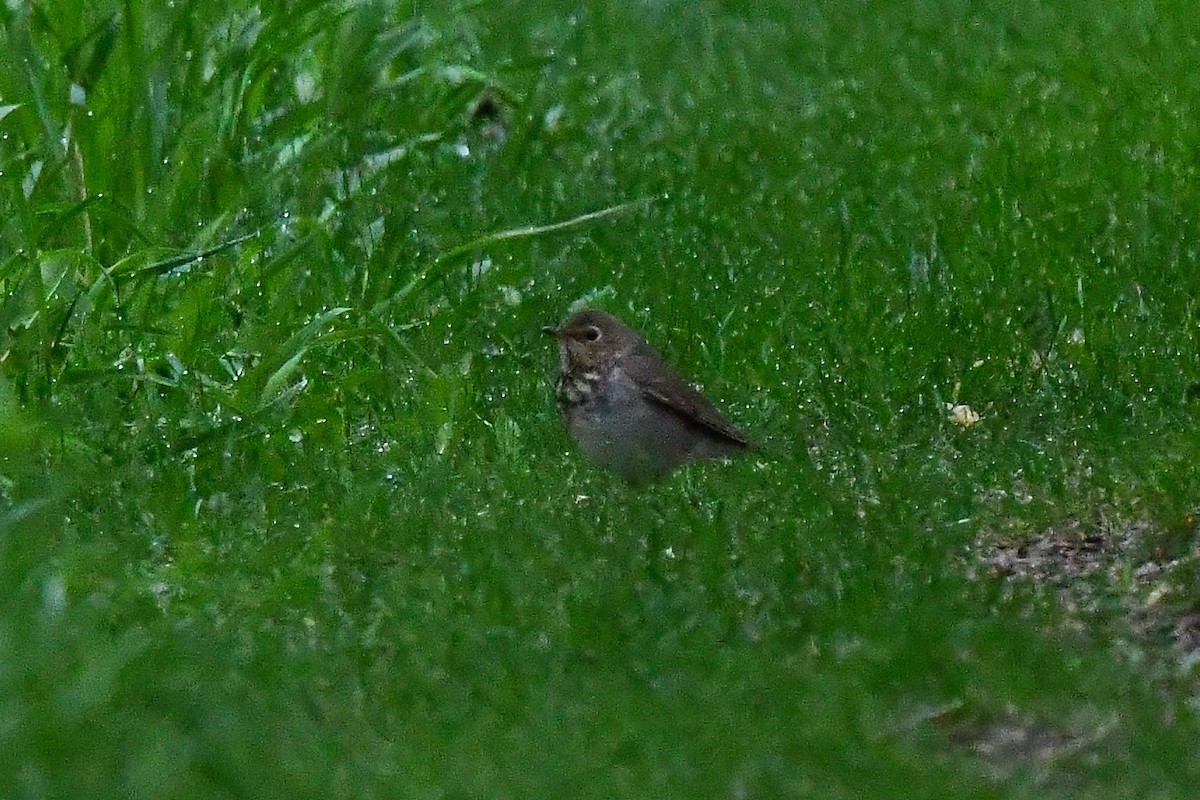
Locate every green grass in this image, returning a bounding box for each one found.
[2,0,1199,796]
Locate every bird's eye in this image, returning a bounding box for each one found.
[584,326,602,342]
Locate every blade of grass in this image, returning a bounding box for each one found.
[376,195,659,314]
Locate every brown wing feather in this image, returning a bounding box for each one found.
[624,344,751,449]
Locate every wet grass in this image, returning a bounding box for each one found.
[2,0,1199,796]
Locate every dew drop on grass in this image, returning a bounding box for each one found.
[43,573,67,614]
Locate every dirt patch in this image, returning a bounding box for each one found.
[926,514,1200,778]
[926,702,1115,780]
[973,515,1200,670]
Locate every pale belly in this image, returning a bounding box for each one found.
[564,369,738,482]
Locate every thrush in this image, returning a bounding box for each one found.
[546,308,751,484]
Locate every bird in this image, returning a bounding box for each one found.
[545,308,751,484]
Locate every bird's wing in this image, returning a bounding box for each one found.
[626,348,752,448]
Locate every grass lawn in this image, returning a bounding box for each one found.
[2,0,1199,796]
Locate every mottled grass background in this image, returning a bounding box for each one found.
[1,1,1198,797]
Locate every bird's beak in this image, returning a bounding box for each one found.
[541,325,559,337]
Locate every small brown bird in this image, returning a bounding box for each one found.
[545,308,751,484]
